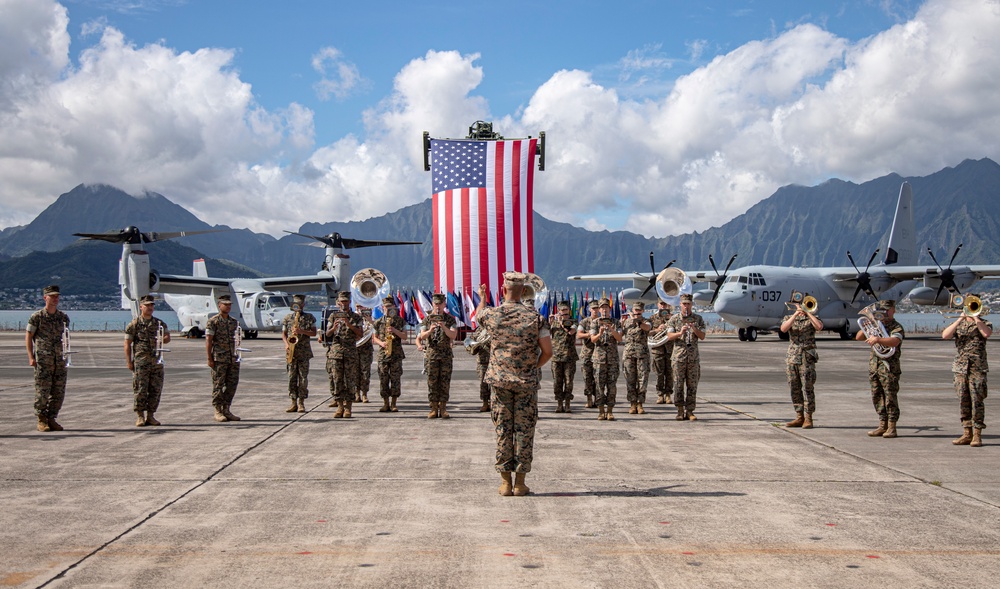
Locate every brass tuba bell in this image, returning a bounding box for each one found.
[350,268,390,309]
[520,273,548,309]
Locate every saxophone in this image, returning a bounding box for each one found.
[286,303,302,364]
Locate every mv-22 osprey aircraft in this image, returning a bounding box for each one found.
[570,182,1000,341]
[74,227,420,336]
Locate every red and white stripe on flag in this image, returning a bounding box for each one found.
[430,138,537,296]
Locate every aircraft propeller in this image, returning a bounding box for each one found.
[846,249,880,303]
[708,253,738,305]
[74,226,225,244]
[284,230,421,250]
[636,251,676,298]
[927,243,964,301]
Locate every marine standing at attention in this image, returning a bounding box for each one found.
[206,294,242,423]
[779,295,823,428]
[468,323,493,412]
[355,306,375,404]
[622,301,652,415]
[416,293,458,419]
[477,274,553,497]
[666,293,706,421]
[942,297,992,447]
[549,301,578,413]
[124,295,171,427]
[649,300,674,405]
[26,284,70,432]
[325,291,363,418]
[577,301,600,408]
[282,294,317,413]
[590,297,622,421]
[373,296,407,413]
[856,299,904,438]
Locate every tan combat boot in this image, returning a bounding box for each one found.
[786,412,805,427]
[427,402,439,419]
[223,406,240,421]
[479,400,490,412]
[47,417,63,431]
[586,394,595,408]
[676,407,686,421]
[362,393,369,403]
[379,398,390,412]
[597,405,607,421]
[439,403,450,419]
[687,412,697,421]
[214,406,229,422]
[606,406,616,421]
[802,413,813,429]
[328,399,337,407]
[564,401,572,414]
[498,472,513,496]
[297,398,306,413]
[333,400,345,418]
[513,473,530,496]
[145,412,161,426]
[656,394,666,404]
[344,401,353,418]
[636,403,646,415]
[354,392,362,403]
[135,412,147,427]
[953,427,973,445]
[286,399,299,413]
[556,400,563,413]
[971,428,984,447]
[37,416,51,432]
[390,397,398,412]
[629,402,638,414]
[867,420,887,437]
[882,421,897,438]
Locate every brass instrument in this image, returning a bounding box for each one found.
[655,267,692,304]
[328,311,350,340]
[62,321,75,367]
[350,268,390,309]
[385,330,395,356]
[521,273,548,309]
[464,330,491,355]
[155,322,170,365]
[785,290,818,313]
[286,302,302,364]
[356,308,374,347]
[423,313,447,344]
[648,317,671,349]
[951,293,989,318]
[858,302,895,359]
[234,325,252,363]
[590,316,615,345]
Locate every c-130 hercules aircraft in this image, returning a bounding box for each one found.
[570,182,1000,341]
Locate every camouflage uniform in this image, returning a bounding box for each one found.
[282,311,316,400]
[783,313,818,415]
[375,314,406,400]
[951,318,990,430]
[469,325,493,404]
[125,315,169,414]
[578,315,597,402]
[206,313,241,410]
[667,312,707,414]
[356,315,375,399]
[326,310,363,402]
[621,315,651,405]
[421,313,457,404]
[591,317,621,408]
[649,309,674,402]
[868,318,904,424]
[27,309,70,420]
[549,318,578,403]
[479,301,549,473]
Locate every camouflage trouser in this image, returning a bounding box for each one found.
[869,367,900,423]
[672,358,700,412]
[33,356,68,418]
[477,363,491,402]
[356,345,373,394]
[378,358,403,399]
[623,354,650,404]
[581,353,596,397]
[786,358,817,414]
[955,369,988,429]
[595,360,619,407]
[287,358,309,399]
[133,363,164,413]
[491,386,538,473]
[327,354,359,402]
[211,361,240,408]
[651,349,672,396]
[426,356,453,403]
[551,360,576,402]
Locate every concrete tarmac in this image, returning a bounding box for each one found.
[1,331,999,588]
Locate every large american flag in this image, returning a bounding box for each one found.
[430,138,537,296]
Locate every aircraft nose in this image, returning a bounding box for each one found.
[713,291,735,314]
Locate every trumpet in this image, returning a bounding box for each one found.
[424,313,447,343]
[234,325,252,363]
[155,323,170,365]
[62,321,75,367]
[286,302,302,364]
[858,303,895,359]
[785,290,818,313]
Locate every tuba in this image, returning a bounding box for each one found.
[351,268,390,310]
[356,309,374,347]
[521,273,548,309]
[286,302,302,364]
[464,330,491,355]
[655,267,693,306]
[858,303,895,359]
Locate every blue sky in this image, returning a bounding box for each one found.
[3,0,996,238]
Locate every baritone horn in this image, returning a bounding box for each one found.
[857,302,895,359]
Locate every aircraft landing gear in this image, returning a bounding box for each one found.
[738,328,747,341]
[246,330,259,339]
[838,326,852,340]
[746,326,758,341]
[777,329,790,342]
[187,327,203,338]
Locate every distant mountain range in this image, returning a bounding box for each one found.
[2,157,999,295]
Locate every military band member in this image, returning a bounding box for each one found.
[373,297,407,412]
[622,301,652,414]
[649,300,674,404]
[325,291,363,418]
[26,285,70,432]
[206,294,242,422]
[469,323,493,412]
[576,300,600,408]
[282,294,317,413]
[124,295,171,427]
[856,299,904,438]
[666,293,706,420]
[779,298,823,428]
[355,306,375,403]
[942,299,992,447]
[477,275,553,497]
[416,293,458,418]
[590,297,622,421]
[549,301,579,413]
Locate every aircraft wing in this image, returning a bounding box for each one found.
[823,265,1000,282]
[157,274,231,296]
[567,272,716,289]
[261,274,339,294]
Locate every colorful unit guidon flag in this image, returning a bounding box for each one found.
[430,138,537,296]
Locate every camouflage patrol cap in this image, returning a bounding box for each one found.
[139,295,155,306]
[503,271,527,286]
[217,294,232,303]
[877,299,896,310]
[588,300,600,310]
[292,294,305,303]
[599,297,611,307]
[382,296,396,306]
[43,285,60,295]
[337,291,351,302]
[431,293,446,304]
[679,293,694,303]
[632,302,644,311]
[557,301,571,310]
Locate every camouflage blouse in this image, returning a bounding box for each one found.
[206,314,240,362]
[782,313,817,365]
[282,311,316,361]
[421,313,457,360]
[666,312,706,363]
[621,315,650,358]
[374,315,407,362]
[479,302,550,393]
[869,319,904,375]
[549,318,579,362]
[951,318,991,374]
[326,310,363,359]
[125,315,170,365]
[27,309,70,360]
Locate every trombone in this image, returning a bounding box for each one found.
[948,293,990,318]
[785,290,818,313]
